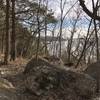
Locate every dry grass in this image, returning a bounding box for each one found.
[0,57,28,77]
[9,57,28,66]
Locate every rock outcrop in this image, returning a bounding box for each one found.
[2,57,97,100]
[23,56,53,74]
[84,61,100,92]
[84,62,100,79]
[23,57,97,100]
[0,78,19,100]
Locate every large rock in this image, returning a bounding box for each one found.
[0,78,19,100]
[84,62,100,79]
[23,56,53,74]
[43,56,64,66]
[23,57,97,100]
[0,77,37,100]
[84,61,100,92]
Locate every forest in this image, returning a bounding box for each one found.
[0,0,100,100]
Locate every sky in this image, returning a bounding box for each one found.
[46,0,100,39]
[48,0,98,16]
[46,0,91,38]
[48,0,78,17]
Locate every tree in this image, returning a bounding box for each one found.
[59,0,63,58]
[79,0,100,61]
[92,0,99,61]
[58,0,78,58]
[35,0,41,60]
[75,19,93,67]
[4,0,10,64]
[0,0,57,62]
[67,9,81,63]
[10,0,16,61]
[79,0,100,21]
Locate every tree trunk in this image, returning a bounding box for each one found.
[59,0,63,58]
[4,0,10,64]
[1,31,4,54]
[10,0,16,61]
[44,11,47,56]
[67,22,77,63]
[94,19,99,61]
[75,19,92,68]
[44,0,48,56]
[36,0,41,61]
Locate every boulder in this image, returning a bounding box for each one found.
[23,56,53,74]
[23,57,97,100]
[0,78,14,89]
[4,57,97,100]
[84,61,100,92]
[84,62,100,79]
[0,78,19,100]
[43,56,64,66]
[0,77,38,100]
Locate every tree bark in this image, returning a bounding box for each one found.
[10,0,16,61]
[4,0,10,64]
[36,0,41,61]
[92,0,99,61]
[75,19,92,68]
[1,31,4,54]
[59,0,63,58]
[44,4,47,56]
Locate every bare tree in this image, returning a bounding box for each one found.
[67,9,81,63]
[36,0,41,60]
[92,0,99,61]
[44,0,48,56]
[10,0,16,61]
[4,0,10,64]
[79,0,100,21]
[75,19,100,67]
[59,0,63,58]
[59,0,78,58]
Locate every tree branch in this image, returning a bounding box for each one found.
[79,0,100,21]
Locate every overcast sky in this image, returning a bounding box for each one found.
[46,0,98,38]
[32,0,98,38]
[48,0,99,18]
